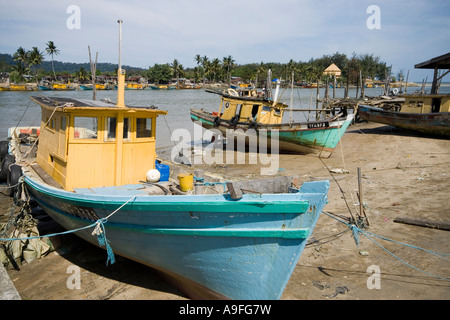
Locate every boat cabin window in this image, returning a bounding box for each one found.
[61,117,67,131]
[136,118,153,138]
[106,117,130,141]
[46,117,56,130]
[74,116,98,139]
[251,105,259,118]
[236,104,242,118]
[262,105,271,113]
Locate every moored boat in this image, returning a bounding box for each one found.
[0,20,330,300]
[358,52,450,137]
[190,86,354,157]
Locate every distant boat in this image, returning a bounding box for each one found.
[38,85,53,91]
[0,84,36,91]
[125,83,144,90]
[52,83,75,91]
[358,52,450,137]
[190,87,354,157]
[0,21,331,300]
[149,84,176,90]
[79,84,113,90]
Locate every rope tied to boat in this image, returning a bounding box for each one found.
[1,190,139,267]
[92,218,115,266]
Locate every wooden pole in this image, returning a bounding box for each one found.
[357,167,370,226]
[316,78,320,120]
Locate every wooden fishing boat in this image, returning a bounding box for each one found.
[149,84,176,90]
[190,88,354,157]
[1,21,330,300]
[358,53,450,137]
[358,100,450,137]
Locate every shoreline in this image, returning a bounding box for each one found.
[1,121,449,300]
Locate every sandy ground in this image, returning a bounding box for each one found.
[1,121,449,301]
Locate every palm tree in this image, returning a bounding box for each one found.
[210,58,221,83]
[28,47,44,85]
[255,62,266,88]
[13,47,29,67]
[76,67,89,84]
[170,59,184,89]
[11,61,30,83]
[45,41,60,82]
[222,55,235,86]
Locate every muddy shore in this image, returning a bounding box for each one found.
[1,121,449,300]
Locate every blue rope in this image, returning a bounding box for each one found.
[322,211,450,281]
[1,218,115,266]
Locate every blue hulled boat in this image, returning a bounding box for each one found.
[3,21,330,300]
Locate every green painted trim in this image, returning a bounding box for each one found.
[110,224,310,239]
[25,176,310,214]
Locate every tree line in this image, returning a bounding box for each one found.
[1,43,396,86]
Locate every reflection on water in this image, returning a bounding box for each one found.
[1,85,448,149]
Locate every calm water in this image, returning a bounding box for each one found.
[1,84,448,150]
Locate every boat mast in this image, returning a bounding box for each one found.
[115,19,125,185]
[116,19,125,108]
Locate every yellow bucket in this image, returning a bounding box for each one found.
[178,173,194,192]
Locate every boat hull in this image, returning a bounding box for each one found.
[358,105,450,137]
[190,108,354,157]
[23,175,329,300]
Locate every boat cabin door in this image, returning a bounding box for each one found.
[431,98,441,113]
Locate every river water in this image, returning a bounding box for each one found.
[1,84,448,150]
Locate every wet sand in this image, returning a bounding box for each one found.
[2,121,449,300]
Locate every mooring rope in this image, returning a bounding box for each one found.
[322,211,450,281]
[1,189,139,266]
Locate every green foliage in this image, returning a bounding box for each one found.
[1,46,390,86]
[146,63,172,84]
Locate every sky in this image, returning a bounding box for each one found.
[0,0,449,82]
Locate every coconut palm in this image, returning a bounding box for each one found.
[28,47,44,85]
[76,67,89,84]
[171,59,184,89]
[222,55,235,86]
[11,61,30,83]
[45,41,60,82]
[13,47,29,66]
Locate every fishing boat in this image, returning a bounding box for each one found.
[358,52,450,137]
[79,84,113,90]
[1,21,330,300]
[125,83,144,90]
[190,86,354,157]
[149,84,176,90]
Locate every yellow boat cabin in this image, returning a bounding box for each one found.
[31,69,167,192]
[399,94,450,113]
[215,89,289,125]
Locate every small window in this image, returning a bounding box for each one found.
[61,117,67,131]
[74,117,97,139]
[106,117,130,141]
[136,118,153,138]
